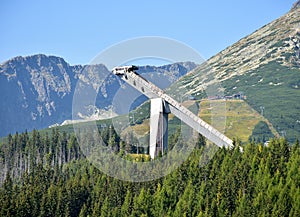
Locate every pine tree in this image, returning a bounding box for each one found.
[120,190,133,216]
[79,203,89,217]
[0,173,14,216]
[132,188,152,217]
[100,197,110,217]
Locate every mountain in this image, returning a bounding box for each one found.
[292,0,300,10]
[0,55,196,137]
[172,3,300,143]
[1,3,300,216]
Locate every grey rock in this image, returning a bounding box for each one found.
[291,0,300,11]
[0,55,196,136]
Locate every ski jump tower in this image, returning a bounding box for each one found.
[112,66,234,159]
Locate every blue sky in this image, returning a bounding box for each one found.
[0,0,296,65]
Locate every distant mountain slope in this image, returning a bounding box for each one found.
[292,0,300,10]
[0,54,196,137]
[173,3,300,142]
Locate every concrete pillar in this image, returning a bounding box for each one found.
[149,98,169,159]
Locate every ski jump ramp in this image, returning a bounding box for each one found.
[112,66,234,159]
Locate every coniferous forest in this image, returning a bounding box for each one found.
[0,128,299,217]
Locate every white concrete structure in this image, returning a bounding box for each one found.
[149,98,169,158]
[112,66,234,159]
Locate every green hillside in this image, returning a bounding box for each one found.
[222,61,300,143]
[170,4,300,143]
[115,99,279,145]
[199,99,278,143]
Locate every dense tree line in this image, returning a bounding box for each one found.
[0,128,299,216]
[0,129,83,184]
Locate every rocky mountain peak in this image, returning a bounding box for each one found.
[0,55,196,136]
[291,0,300,11]
[172,3,300,143]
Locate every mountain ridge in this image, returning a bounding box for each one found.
[0,54,196,137]
[291,0,300,11]
[173,3,300,143]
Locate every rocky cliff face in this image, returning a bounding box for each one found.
[0,55,196,136]
[0,55,75,136]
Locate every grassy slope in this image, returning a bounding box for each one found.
[199,99,278,143]
[222,61,300,143]
[117,99,277,144]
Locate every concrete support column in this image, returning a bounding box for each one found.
[149,98,168,159]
